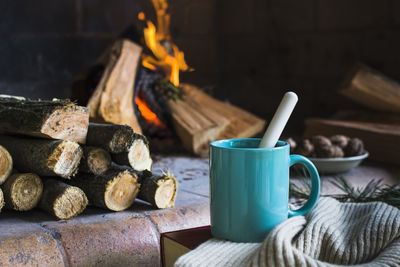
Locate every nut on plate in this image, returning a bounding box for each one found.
[310,135,332,148]
[330,135,350,149]
[345,138,364,156]
[294,139,314,157]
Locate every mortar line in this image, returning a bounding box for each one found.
[39,223,70,267]
[180,188,209,198]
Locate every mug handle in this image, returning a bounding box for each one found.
[288,154,320,217]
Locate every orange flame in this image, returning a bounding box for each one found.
[139,0,192,86]
[135,97,165,127]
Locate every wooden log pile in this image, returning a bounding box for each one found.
[70,38,266,157]
[304,63,400,165]
[0,96,177,219]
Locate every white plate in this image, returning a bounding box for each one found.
[308,152,369,174]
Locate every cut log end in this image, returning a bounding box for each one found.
[138,171,177,209]
[0,188,4,212]
[41,105,89,144]
[53,186,88,220]
[104,170,140,211]
[48,141,83,178]
[4,173,43,211]
[40,179,88,219]
[80,147,111,175]
[0,145,12,184]
[128,138,152,171]
[154,174,177,209]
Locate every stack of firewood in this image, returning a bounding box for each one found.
[0,96,177,220]
[305,63,400,165]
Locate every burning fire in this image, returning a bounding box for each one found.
[135,97,164,127]
[138,0,192,86]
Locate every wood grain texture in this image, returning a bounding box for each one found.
[340,64,400,113]
[39,179,88,219]
[169,84,266,156]
[2,172,43,211]
[87,39,143,133]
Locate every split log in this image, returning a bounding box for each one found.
[340,63,400,113]
[0,188,4,212]
[0,145,13,185]
[39,179,88,220]
[112,164,177,209]
[86,123,134,153]
[111,134,152,171]
[168,84,266,156]
[71,169,140,211]
[79,146,111,175]
[304,118,400,165]
[86,39,143,133]
[1,172,43,211]
[0,97,89,143]
[0,135,82,179]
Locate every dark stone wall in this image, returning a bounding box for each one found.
[0,0,399,133]
[215,0,400,133]
[0,0,217,99]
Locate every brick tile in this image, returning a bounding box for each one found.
[0,0,75,34]
[81,0,154,34]
[0,81,72,99]
[219,0,256,34]
[43,213,160,266]
[394,1,400,26]
[269,0,315,31]
[0,37,111,82]
[174,37,217,74]
[309,33,362,77]
[147,204,209,233]
[0,223,66,266]
[170,0,216,35]
[361,30,400,77]
[174,190,209,208]
[317,0,390,30]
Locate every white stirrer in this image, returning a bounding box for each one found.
[259,91,298,148]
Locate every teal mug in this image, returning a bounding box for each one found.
[209,138,320,242]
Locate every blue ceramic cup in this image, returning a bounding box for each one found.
[209,138,320,242]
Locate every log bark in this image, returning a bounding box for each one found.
[86,39,143,133]
[0,97,89,143]
[0,135,82,179]
[111,134,152,171]
[340,63,400,113]
[0,188,4,212]
[86,123,134,153]
[39,179,88,219]
[71,169,140,211]
[112,165,177,209]
[79,146,111,175]
[0,145,13,185]
[2,172,43,211]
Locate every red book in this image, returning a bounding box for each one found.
[161,226,212,267]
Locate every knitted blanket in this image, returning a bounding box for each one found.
[175,197,400,266]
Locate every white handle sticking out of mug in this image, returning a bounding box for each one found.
[259,92,298,148]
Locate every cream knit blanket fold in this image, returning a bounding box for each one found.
[175,197,400,267]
